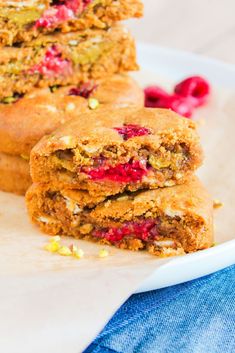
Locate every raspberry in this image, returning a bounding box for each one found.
[144,86,170,108]
[83,159,148,183]
[114,124,152,140]
[144,86,193,118]
[28,45,72,77]
[174,76,210,107]
[35,0,91,29]
[144,76,211,119]
[93,219,158,243]
[157,94,194,118]
[35,6,74,29]
[69,82,98,98]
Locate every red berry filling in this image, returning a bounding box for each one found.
[82,159,148,183]
[114,124,152,140]
[28,45,72,77]
[93,219,159,243]
[35,0,92,29]
[69,82,98,98]
[144,76,210,118]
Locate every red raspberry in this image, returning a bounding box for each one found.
[83,159,148,183]
[29,45,72,77]
[144,86,193,118]
[157,94,194,118]
[144,86,170,108]
[174,76,210,107]
[114,124,152,140]
[69,83,98,98]
[35,0,91,29]
[93,219,158,243]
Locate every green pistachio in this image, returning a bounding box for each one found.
[149,155,171,169]
[2,96,18,104]
[88,98,99,110]
[7,9,41,26]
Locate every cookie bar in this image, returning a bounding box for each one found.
[26,177,213,256]
[0,0,143,46]
[0,152,31,195]
[0,25,137,101]
[0,74,144,158]
[30,108,203,197]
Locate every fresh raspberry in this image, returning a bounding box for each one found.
[69,82,98,98]
[114,124,152,140]
[28,45,72,77]
[93,219,158,243]
[157,94,194,118]
[174,76,210,107]
[83,159,148,183]
[144,86,170,108]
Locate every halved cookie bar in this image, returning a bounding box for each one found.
[0,152,31,195]
[26,177,213,256]
[0,25,137,101]
[30,107,204,197]
[0,0,143,46]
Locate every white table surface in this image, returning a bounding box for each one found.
[127,0,235,65]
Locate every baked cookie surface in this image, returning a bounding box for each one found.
[30,107,203,197]
[0,25,137,101]
[0,152,31,195]
[26,177,213,256]
[0,0,143,46]
[0,74,144,157]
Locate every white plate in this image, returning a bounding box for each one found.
[136,43,235,292]
[1,44,235,353]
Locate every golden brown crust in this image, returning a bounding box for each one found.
[30,107,204,197]
[0,74,144,157]
[0,152,31,195]
[0,0,143,46]
[0,25,138,100]
[26,177,213,256]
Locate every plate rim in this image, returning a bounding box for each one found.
[136,43,235,292]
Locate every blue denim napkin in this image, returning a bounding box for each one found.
[84,265,235,353]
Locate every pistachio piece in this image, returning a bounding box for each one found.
[149,155,171,169]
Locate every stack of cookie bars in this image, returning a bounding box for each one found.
[0,0,144,194]
[27,107,214,257]
[0,1,214,257]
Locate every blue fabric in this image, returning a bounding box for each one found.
[84,265,235,353]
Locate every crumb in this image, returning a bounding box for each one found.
[213,200,224,209]
[58,246,72,256]
[44,241,60,253]
[70,244,84,259]
[99,249,109,258]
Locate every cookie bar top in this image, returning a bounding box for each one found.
[30,107,203,196]
[26,177,213,257]
[0,25,137,101]
[0,75,143,157]
[0,0,143,46]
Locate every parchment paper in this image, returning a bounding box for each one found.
[0,71,234,353]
